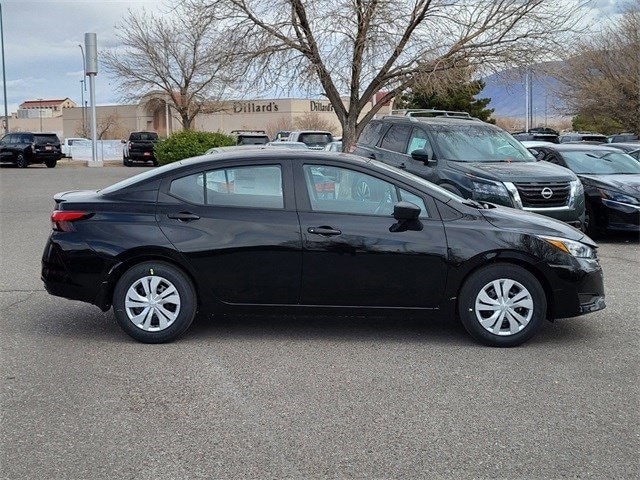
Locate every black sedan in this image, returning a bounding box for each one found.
[608,142,640,161]
[529,144,640,236]
[42,151,605,347]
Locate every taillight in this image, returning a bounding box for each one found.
[51,210,92,232]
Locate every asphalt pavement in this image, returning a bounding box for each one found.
[1,163,638,479]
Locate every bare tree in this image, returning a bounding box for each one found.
[294,112,339,132]
[556,1,640,134]
[198,0,586,149]
[264,115,296,140]
[75,114,127,140]
[103,3,238,130]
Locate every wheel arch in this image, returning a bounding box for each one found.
[453,251,556,320]
[95,248,203,311]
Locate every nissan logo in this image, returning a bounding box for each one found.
[541,187,553,199]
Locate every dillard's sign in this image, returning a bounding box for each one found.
[310,101,334,112]
[233,102,280,113]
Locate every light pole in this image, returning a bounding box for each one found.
[38,98,43,132]
[78,44,87,135]
[1,4,9,133]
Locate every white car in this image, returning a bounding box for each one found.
[61,137,89,158]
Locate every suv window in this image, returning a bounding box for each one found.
[406,128,431,155]
[298,133,332,147]
[380,124,411,153]
[33,134,58,144]
[359,121,384,145]
[237,135,269,145]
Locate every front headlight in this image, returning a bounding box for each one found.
[597,188,640,206]
[471,179,512,205]
[538,235,596,259]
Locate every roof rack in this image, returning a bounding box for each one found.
[385,109,480,121]
[231,130,267,134]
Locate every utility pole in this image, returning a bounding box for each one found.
[78,44,87,135]
[38,98,43,132]
[80,80,85,135]
[1,4,9,133]
[84,33,101,166]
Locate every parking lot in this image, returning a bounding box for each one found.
[1,164,638,479]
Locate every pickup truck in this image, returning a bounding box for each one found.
[61,137,88,158]
[122,131,159,166]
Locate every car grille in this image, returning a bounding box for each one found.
[514,181,570,208]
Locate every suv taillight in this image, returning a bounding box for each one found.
[51,211,92,232]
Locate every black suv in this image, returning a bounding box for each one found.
[353,111,584,228]
[0,132,62,168]
[232,130,270,145]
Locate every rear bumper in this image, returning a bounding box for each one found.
[128,151,156,161]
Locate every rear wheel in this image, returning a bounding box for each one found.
[112,261,197,343]
[16,153,28,168]
[45,159,57,168]
[458,264,546,347]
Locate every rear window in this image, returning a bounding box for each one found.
[129,132,158,141]
[238,135,269,145]
[299,133,332,147]
[33,134,60,145]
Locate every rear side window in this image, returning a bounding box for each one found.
[169,166,284,209]
[33,134,59,145]
[358,121,384,145]
[380,124,411,153]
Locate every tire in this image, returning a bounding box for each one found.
[458,264,547,347]
[112,261,197,343]
[16,153,28,168]
[584,201,600,238]
[45,159,57,168]
[152,160,159,167]
[123,154,132,167]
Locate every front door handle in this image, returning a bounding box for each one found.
[307,226,342,236]
[167,212,200,221]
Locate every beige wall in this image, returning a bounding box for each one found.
[59,97,391,140]
[6,116,64,138]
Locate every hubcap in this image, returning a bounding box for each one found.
[474,279,533,336]
[125,276,181,332]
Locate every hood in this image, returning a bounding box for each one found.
[579,174,640,198]
[447,160,575,183]
[479,204,595,246]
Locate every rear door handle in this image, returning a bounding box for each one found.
[167,212,200,221]
[307,226,342,236]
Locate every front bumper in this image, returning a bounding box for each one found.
[601,199,640,232]
[546,257,606,319]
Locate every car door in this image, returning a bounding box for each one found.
[294,161,449,308]
[0,134,11,161]
[156,159,302,305]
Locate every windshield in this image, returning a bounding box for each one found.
[432,125,535,162]
[299,133,332,146]
[562,151,640,174]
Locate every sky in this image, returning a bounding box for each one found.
[0,0,630,115]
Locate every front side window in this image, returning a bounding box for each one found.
[303,164,429,218]
[406,128,431,155]
[380,124,412,153]
[358,121,383,145]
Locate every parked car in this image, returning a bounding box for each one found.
[324,141,343,152]
[61,137,88,158]
[265,141,309,150]
[353,111,585,229]
[42,151,605,347]
[607,133,638,143]
[232,130,270,145]
[527,143,640,236]
[0,132,62,168]
[122,131,159,166]
[559,132,607,143]
[511,132,559,143]
[607,142,640,161]
[205,145,268,155]
[287,131,334,150]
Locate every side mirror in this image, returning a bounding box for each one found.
[411,148,436,167]
[393,201,420,221]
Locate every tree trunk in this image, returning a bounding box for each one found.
[341,113,359,153]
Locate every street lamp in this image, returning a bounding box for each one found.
[78,44,87,134]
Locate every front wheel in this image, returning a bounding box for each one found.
[45,159,57,168]
[112,261,197,343]
[16,153,28,168]
[458,264,547,347]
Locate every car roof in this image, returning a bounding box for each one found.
[520,140,556,148]
[535,143,623,153]
[377,116,493,127]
